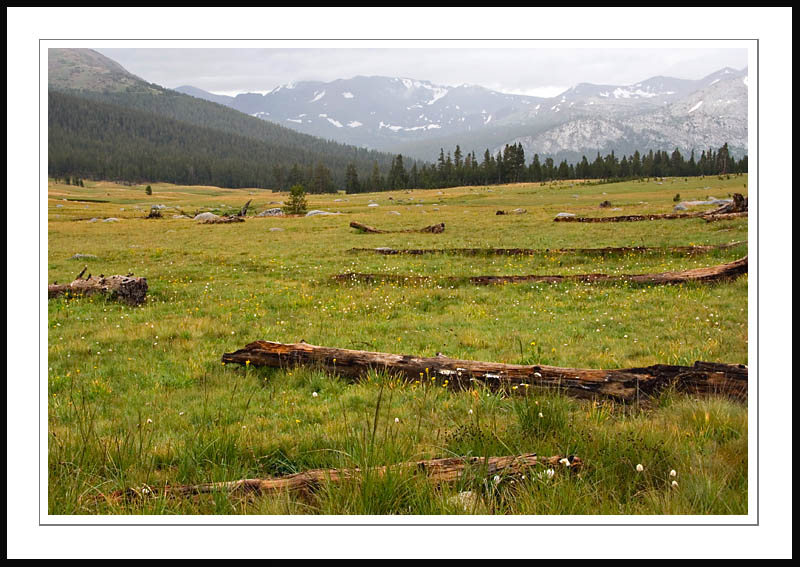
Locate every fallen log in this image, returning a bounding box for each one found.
[554,194,747,223]
[350,221,445,234]
[199,215,245,224]
[48,267,148,305]
[703,212,748,222]
[100,453,580,502]
[496,208,527,215]
[221,340,748,402]
[347,242,746,257]
[554,211,707,223]
[713,193,748,214]
[332,256,748,287]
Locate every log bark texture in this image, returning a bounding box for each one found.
[703,212,748,222]
[108,453,580,501]
[350,221,445,234]
[333,256,747,287]
[48,270,148,305]
[347,242,745,257]
[221,340,748,402]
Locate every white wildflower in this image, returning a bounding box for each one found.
[636,464,644,472]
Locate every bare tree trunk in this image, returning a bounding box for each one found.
[105,453,580,501]
[221,340,747,402]
[48,268,148,305]
[333,256,747,287]
[350,221,445,234]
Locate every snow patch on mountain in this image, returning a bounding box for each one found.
[342,91,354,99]
[310,90,326,103]
[688,100,704,113]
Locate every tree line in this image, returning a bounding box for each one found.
[336,143,747,192]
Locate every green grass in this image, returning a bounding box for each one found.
[47,174,748,515]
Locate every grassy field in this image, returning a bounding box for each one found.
[47,174,748,515]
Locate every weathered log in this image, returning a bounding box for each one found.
[347,242,746,257]
[101,453,580,502]
[703,212,748,222]
[496,208,527,215]
[199,215,245,224]
[350,221,445,234]
[333,256,747,287]
[221,340,747,402]
[554,211,707,223]
[554,194,746,223]
[48,269,148,305]
[238,199,252,217]
[712,193,748,214]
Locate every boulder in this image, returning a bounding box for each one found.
[193,212,220,222]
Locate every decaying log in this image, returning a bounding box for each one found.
[713,193,748,214]
[554,194,747,223]
[347,242,746,257]
[333,256,747,287]
[554,211,707,223]
[221,340,747,402]
[199,215,245,224]
[101,453,580,502]
[48,268,148,305]
[350,221,445,234]
[496,208,527,215]
[703,212,748,222]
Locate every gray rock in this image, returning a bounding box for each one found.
[194,212,220,222]
[305,210,341,216]
[673,203,688,211]
[555,212,576,218]
[102,217,121,222]
[69,253,98,260]
[86,218,99,223]
[172,214,190,219]
[367,203,379,207]
[268,227,284,232]
[388,211,401,215]
[258,208,285,217]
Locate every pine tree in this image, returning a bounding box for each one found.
[345,163,360,193]
[284,184,308,215]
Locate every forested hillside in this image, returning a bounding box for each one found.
[48,49,403,190]
[48,90,392,190]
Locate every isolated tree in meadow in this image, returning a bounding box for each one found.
[145,184,152,195]
[284,184,308,215]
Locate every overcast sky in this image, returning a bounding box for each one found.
[96,47,748,98]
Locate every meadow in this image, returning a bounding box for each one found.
[47,174,749,515]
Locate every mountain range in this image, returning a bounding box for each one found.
[175,67,748,161]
